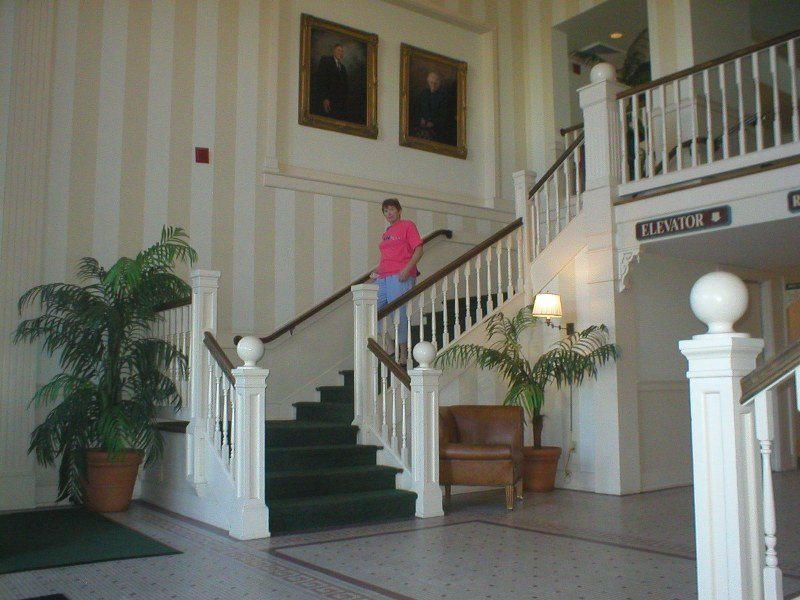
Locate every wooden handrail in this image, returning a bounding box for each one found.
[154,296,192,313]
[560,122,584,137]
[740,338,800,404]
[528,132,585,200]
[378,218,522,318]
[619,29,800,100]
[367,337,411,388]
[204,331,236,385]
[240,229,453,345]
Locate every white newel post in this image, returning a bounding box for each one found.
[186,269,220,487]
[229,337,270,540]
[679,272,765,599]
[579,63,625,191]
[512,169,536,302]
[352,283,378,439]
[409,342,444,518]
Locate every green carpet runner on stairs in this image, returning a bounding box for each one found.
[265,369,416,534]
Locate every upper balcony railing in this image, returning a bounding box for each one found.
[618,30,800,196]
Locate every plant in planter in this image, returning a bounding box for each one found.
[14,226,197,511]
[434,304,619,491]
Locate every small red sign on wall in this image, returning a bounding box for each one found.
[195,147,210,164]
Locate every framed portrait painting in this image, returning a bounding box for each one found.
[299,14,378,139]
[399,44,467,159]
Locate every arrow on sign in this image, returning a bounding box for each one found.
[711,211,721,223]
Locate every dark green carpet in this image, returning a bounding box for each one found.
[0,508,180,574]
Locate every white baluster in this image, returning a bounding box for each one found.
[441,276,450,347]
[381,361,389,440]
[645,88,655,176]
[688,75,699,167]
[619,97,629,182]
[555,164,562,231]
[390,381,399,453]
[565,149,574,211]
[406,301,414,369]
[789,39,799,142]
[515,229,524,295]
[207,351,215,437]
[632,92,641,180]
[463,263,472,330]
[222,378,230,457]
[673,80,683,170]
[754,391,784,600]
[770,45,781,146]
[494,242,503,304]
[506,235,514,299]
[736,57,746,155]
[417,293,425,349]
[475,254,483,321]
[703,70,713,164]
[659,85,669,172]
[214,372,223,447]
[485,246,494,313]
[719,64,730,159]
[429,284,438,350]
[753,52,764,151]
[453,268,462,339]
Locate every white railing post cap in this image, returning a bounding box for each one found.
[689,271,749,336]
[590,62,617,83]
[237,336,265,367]
[413,341,436,369]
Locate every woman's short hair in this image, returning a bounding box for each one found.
[382,198,402,211]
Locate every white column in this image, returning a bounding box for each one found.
[186,269,220,486]
[0,2,56,510]
[409,342,443,518]
[229,337,269,540]
[578,63,641,495]
[512,169,536,303]
[352,283,378,439]
[680,272,765,599]
[579,64,626,190]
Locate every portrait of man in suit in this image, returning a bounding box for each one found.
[315,43,349,120]
[300,15,376,138]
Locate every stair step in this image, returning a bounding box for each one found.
[339,369,354,387]
[268,489,417,534]
[316,385,354,404]
[294,401,354,423]
[265,420,357,447]
[266,465,401,500]
[266,444,379,470]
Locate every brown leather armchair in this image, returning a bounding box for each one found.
[439,405,524,510]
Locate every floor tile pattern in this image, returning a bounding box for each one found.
[2,471,800,599]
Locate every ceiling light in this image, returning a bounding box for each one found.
[610,32,623,39]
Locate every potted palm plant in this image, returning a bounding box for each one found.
[434,304,619,492]
[14,226,197,511]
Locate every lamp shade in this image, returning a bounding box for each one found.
[532,292,563,319]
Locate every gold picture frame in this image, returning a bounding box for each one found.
[299,14,378,139]
[399,43,467,159]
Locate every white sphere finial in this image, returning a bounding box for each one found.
[689,271,748,335]
[590,62,617,83]
[413,341,436,368]
[237,336,264,367]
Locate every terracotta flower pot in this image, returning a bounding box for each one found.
[522,446,562,492]
[84,449,143,512]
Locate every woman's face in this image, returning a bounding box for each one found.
[383,205,401,224]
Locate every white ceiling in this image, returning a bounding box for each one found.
[643,216,800,270]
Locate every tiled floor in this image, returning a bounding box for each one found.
[3,472,800,600]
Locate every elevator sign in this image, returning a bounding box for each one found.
[789,190,800,212]
[635,206,731,241]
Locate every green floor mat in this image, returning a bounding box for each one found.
[0,507,180,574]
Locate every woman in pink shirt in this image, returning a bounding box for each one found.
[370,198,423,365]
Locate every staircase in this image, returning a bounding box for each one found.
[264,369,417,534]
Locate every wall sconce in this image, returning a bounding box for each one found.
[532,292,575,335]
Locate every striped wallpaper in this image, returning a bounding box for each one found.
[9,0,511,341]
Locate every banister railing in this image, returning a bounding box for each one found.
[528,131,585,256]
[241,228,452,346]
[379,219,521,319]
[203,331,237,475]
[618,29,800,190]
[741,338,800,404]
